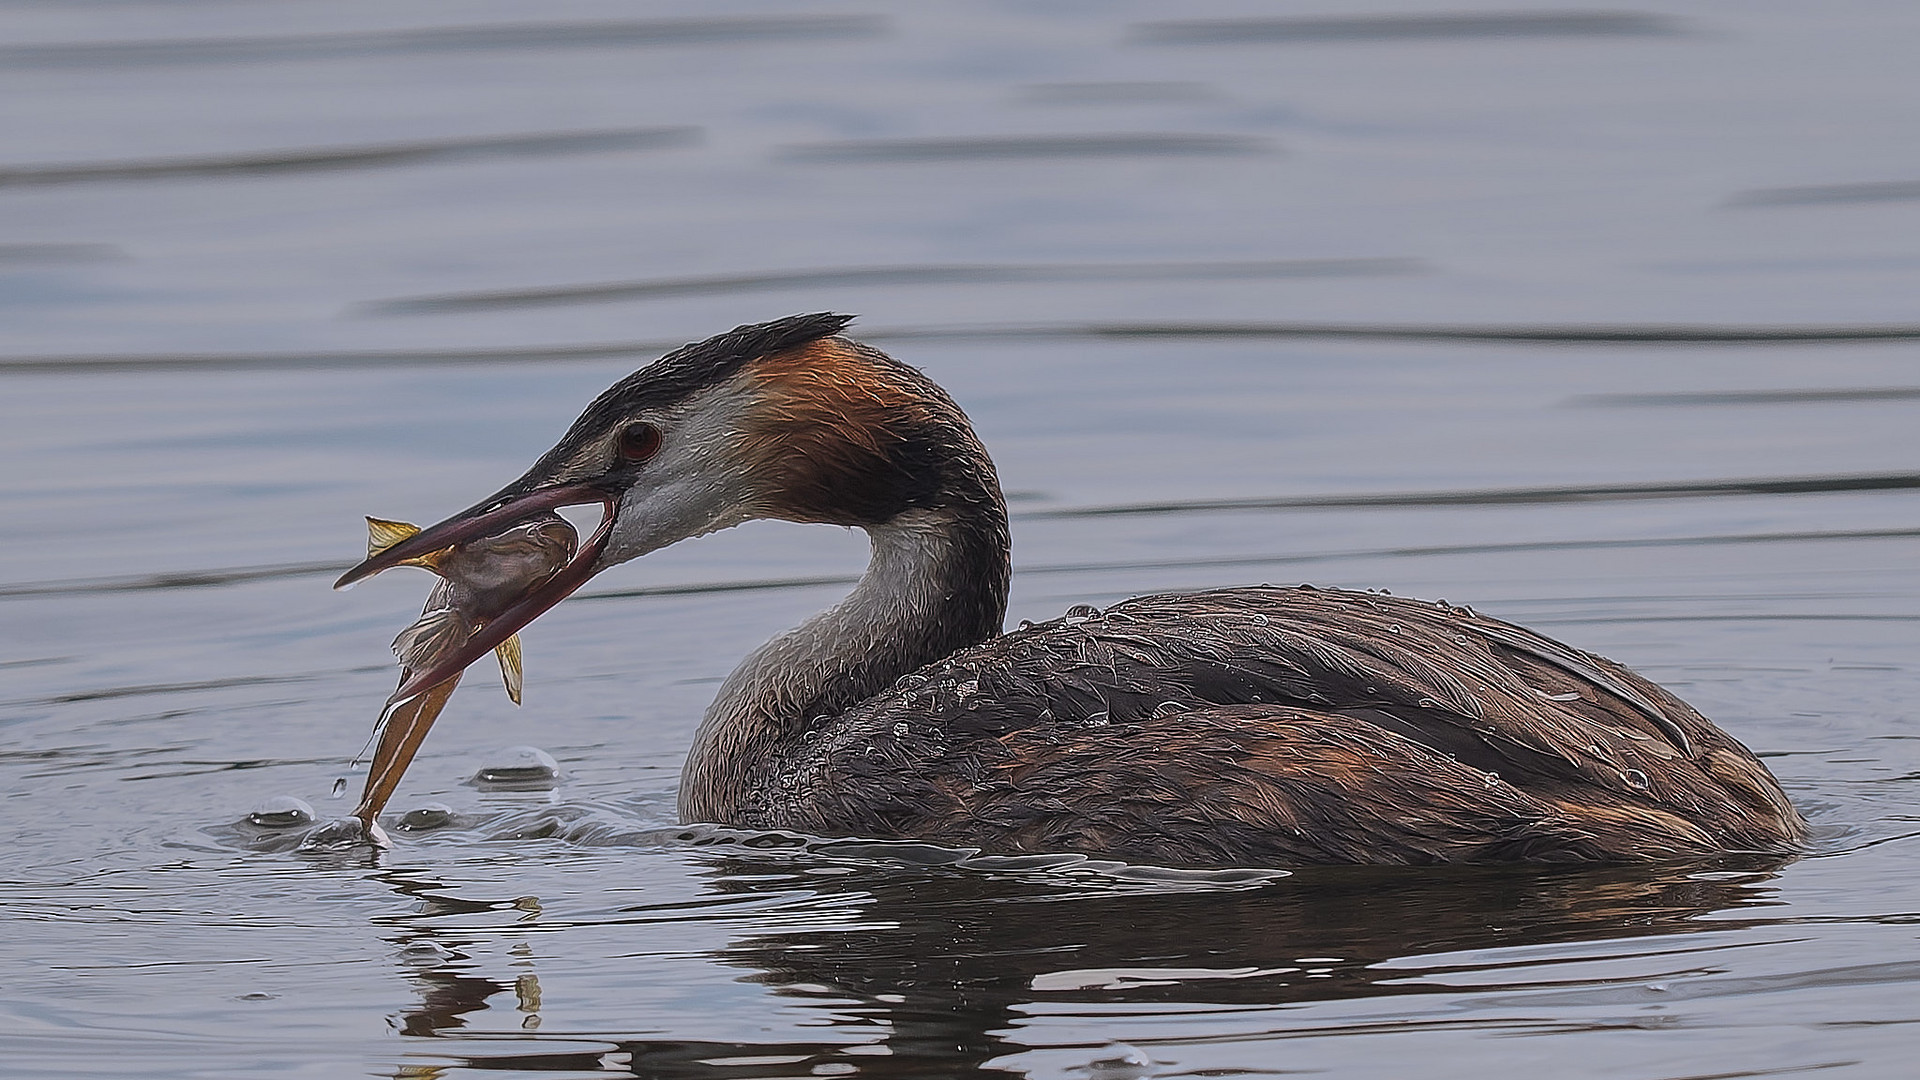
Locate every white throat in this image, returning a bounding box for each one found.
[678,511,959,821]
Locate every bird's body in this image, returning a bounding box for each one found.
[340,313,1805,866]
[709,587,1800,865]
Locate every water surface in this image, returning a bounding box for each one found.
[4,2,1919,1077]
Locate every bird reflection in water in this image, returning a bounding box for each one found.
[378,854,1788,1077]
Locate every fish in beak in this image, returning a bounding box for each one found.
[338,493,609,829]
[336,483,617,703]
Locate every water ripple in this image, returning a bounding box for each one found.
[1730,180,1920,207]
[1035,472,1920,518]
[0,340,678,374]
[0,128,699,188]
[0,243,124,263]
[1017,81,1219,105]
[4,672,323,707]
[1131,12,1683,45]
[1020,321,1920,344]
[781,133,1273,163]
[362,258,1426,315]
[1574,386,1920,406]
[14,321,1920,374]
[0,16,887,68]
[0,560,342,599]
[6,525,1915,603]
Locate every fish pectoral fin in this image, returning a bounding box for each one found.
[393,607,468,668]
[496,634,524,705]
[366,517,422,558]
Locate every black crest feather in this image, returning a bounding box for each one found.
[527,313,856,478]
[593,312,853,417]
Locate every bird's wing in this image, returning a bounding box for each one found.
[803,586,1797,853]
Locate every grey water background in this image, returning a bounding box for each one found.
[3,1,1919,1076]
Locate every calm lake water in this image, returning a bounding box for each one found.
[4,2,1920,1077]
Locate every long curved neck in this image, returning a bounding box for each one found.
[678,499,1009,824]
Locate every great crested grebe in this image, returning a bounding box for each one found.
[339,313,1804,866]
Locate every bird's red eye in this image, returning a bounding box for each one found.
[618,422,662,464]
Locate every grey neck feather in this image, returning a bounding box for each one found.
[678,510,999,823]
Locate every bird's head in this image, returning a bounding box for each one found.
[336,313,992,702]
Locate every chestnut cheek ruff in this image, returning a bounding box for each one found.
[333,482,617,705]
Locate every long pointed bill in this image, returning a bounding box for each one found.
[335,482,611,589]
[384,498,616,706]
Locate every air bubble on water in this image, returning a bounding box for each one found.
[1076,1042,1153,1078]
[330,777,349,799]
[297,816,373,850]
[398,803,455,831]
[470,746,560,790]
[247,795,315,829]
